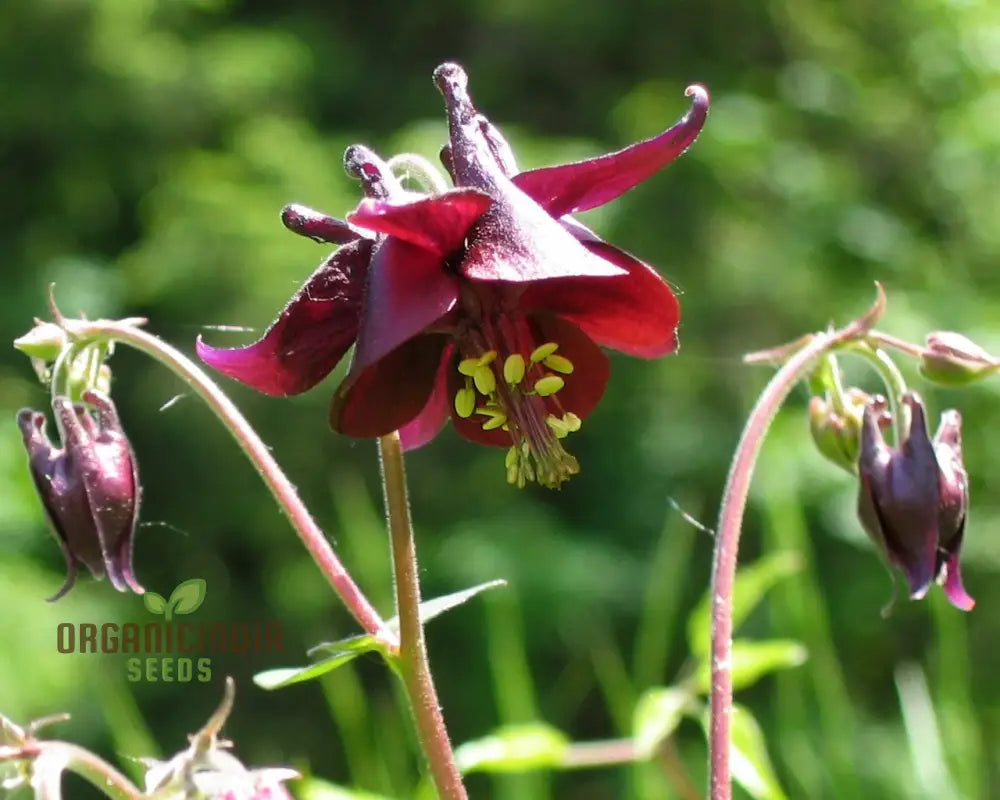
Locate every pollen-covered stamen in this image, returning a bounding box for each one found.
[453,327,584,488]
[454,379,476,418]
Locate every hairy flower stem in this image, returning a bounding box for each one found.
[710,286,886,800]
[378,432,467,799]
[0,741,143,800]
[63,319,392,646]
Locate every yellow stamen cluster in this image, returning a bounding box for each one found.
[453,342,585,489]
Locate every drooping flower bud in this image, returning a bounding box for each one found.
[808,389,886,474]
[919,331,1000,386]
[856,392,974,610]
[17,390,142,600]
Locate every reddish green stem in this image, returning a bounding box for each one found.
[710,286,885,799]
[63,319,392,646]
[378,432,467,800]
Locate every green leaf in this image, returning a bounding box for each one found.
[296,776,396,800]
[403,579,507,629]
[454,723,569,774]
[728,704,789,800]
[632,687,691,758]
[254,580,505,690]
[168,578,207,615]
[694,639,807,694]
[254,635,381,690]
[143,592,167,616]
[687,552,801,655]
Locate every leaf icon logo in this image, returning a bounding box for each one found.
[143,578,207,621]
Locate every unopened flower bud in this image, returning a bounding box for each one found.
[919,331,1000,386]
[857,392,974,611]
[809,389,886,474]
[13,320,68,361]
[17,391,142,600]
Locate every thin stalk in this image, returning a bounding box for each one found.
[710,286,885,799]
[378,432,467,800]
[63,318,391,646]
[0,742,143,800]
[844,341,911,442]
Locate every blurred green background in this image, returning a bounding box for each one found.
[3,0,1000,797]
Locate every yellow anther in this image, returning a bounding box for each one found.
[454,386,476,418]
[458,350,498,376]
[474,405,504,418]
[482,414,507,431]
[473,365,496,395]
[503,353,526,385]
[505,447,518,469]
[562,412,582,432]
[543,354,574,374]
[530,342,559,363]
[507,463,520,486]
[546,415,569,439]
[534,375,565,397]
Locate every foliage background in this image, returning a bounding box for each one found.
[2,0,1000,797]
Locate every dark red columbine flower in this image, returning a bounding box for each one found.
[17,391,142,600]
[857,392,974,610]
[198,62,709,487]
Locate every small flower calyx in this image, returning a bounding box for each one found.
[143,678,298,800]
[857,391,974,611]
[919,331,1000,387]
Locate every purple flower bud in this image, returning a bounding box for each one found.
[857,392,974,611]
[17,390,142,600]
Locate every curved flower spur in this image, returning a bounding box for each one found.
[199,62,709,487]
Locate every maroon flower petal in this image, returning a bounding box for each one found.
[347,190,492,257]
[521,222,680,357]
[351,237,459,378]
[197,240,372,396]
[398,344,454,451]
[513,85,709,218]
[331,335,449,438]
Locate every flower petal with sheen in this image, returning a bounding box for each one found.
[197,240,372,396]
[351,237,460,378]
[398,344,454,451]
[331,334,449,438]
[513,85,709,218]
[522,221,680,357]
[347,190,492,256]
